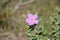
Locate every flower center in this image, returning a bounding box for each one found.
[30,18,34,22]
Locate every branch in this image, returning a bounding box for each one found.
[13,0,34,13]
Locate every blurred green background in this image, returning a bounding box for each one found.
[0,0,60,40]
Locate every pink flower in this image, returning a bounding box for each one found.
[26,14,38,25]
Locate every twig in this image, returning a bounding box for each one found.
[13,0,34,13]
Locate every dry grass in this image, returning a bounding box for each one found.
[0,0,60,40]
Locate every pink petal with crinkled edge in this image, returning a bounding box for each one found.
[33,15,38,19]
[26,18,30,23]
[28,22,34,25]
[34,20,38,24]
[28,14,33,18]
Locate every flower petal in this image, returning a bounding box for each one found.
[33,15,38,19]
[34,20,38,24]
[28,14,33,18]
[28,22,34,25]
[26,18,29,23]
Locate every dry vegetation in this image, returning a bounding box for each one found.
[0,0,60,40]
